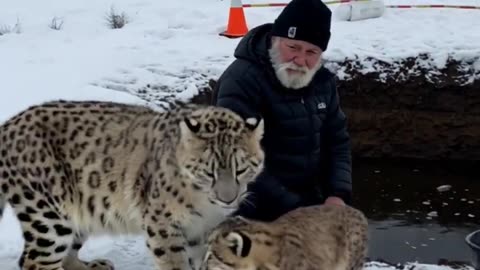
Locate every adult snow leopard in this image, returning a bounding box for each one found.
[0,100,264,270]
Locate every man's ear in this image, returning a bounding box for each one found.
[245,117,264,141]
[225,231,252,257]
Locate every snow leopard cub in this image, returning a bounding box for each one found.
[202,204,368,270]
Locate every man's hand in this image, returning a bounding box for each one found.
[324,196,346,206]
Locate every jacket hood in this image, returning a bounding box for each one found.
[233,23,274,67]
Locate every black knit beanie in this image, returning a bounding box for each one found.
[271,0,332,51]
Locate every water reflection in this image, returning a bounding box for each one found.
[351,158,480,264]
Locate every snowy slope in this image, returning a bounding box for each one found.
[1,0,479,118]
[0,0,479,269]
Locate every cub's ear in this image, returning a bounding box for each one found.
[245,117,261,130]
[224,231,252,257]
[245,117,264,140]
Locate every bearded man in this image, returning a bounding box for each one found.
[211,0,352,221]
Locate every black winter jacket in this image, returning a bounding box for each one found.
[212,23,352,221]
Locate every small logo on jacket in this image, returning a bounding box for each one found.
[317,102,326,110]
[288,26,297,38]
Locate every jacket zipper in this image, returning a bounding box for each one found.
[301,95,314,178]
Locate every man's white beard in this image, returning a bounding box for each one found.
[268,41,323,90]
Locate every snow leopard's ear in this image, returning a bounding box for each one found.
[245,117,264,141]
[182,117,201,133]
[224,231,252,257]
[179,117,201,140]
[179,117,204,150]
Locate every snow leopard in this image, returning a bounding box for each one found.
[201,204,369,270]
[0,100,265,270]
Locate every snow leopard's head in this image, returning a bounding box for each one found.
[176,105,264,209]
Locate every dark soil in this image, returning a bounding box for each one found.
[189,54,480,161]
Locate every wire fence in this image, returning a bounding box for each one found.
[241,0,480,9]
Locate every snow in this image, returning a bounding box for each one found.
[0,0,479,269]
[324,3,480,82]
[0,0,479,118]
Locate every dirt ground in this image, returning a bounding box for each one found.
[334,55,480,161]
[192,54,480,161]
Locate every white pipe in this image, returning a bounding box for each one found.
[334,0,386,21]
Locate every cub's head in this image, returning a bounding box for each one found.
[176,106,264,208]
[201,216,279,270]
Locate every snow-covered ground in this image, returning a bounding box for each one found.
[0,0,479,269]
[1,0,479,118]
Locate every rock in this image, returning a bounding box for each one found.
[437,185,452,192]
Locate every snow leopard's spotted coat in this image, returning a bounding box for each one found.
[0,100,264,270]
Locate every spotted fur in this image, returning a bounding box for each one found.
[0,100,265,270]
[202,204,369,270]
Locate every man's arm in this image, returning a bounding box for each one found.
[213,72,302,217]
[323,77,353,205]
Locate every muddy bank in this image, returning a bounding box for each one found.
[190,54,480,161]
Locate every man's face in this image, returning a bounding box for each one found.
[269,36,323,89]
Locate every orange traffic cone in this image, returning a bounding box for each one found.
[220,0,248,38]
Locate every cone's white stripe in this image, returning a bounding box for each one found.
[231,0,243,8]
